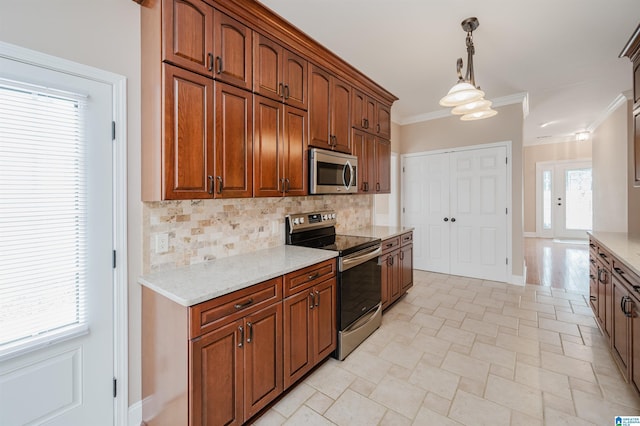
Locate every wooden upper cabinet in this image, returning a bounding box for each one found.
[309,65,351,153]
[214,82,253,198]
[352,129,375,193]
[162,0,214,77]
[253,33,308,110]
[254,96,307,197]
[375,138,391,193]
[214,11,252,90]
[376,103,391,139]
[351,89,376,132]
[163,64,214,199]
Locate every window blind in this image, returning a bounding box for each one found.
[0,81,88,358]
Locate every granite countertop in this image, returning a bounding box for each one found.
[340,225,414,241]
[588,231,640,277]
[138,245,338,307]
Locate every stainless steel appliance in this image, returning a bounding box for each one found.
[309,148,358,194]
[286,211,382,360]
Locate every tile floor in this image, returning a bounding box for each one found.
[253,270,640,425]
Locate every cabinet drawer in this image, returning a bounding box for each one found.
[284,259,336,297]
[400,232,413,246]
[613,259,640,291]
[381,236,400,254]
[598,245,612,266]
[589,238,597,256]
[189,277,282,338]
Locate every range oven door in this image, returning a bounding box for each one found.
[338,245,382,330]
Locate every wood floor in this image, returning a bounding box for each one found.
[524,237,589,293]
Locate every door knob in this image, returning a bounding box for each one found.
[451,218,456,222]
[443,217,449,222]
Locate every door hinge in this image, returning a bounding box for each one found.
[402,166,405,173]
[506,258,509,265]
[505,157,508,164]
[113,250,116,269]
[112,121,116,141]
[113,377,117,398]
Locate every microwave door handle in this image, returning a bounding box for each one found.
[343,161,353,189]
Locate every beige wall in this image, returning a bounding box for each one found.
[627,102,640,233]
[522,141,592,233]
[399,103,526,277]
[0,0,144,405]
[592,100,629,232]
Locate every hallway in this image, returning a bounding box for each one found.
[524,237,589,293]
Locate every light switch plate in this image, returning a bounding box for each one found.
[155,233,169,254]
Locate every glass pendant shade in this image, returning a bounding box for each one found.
[460,108,498,121]
[439,81,485,107]
[451,98,492,115]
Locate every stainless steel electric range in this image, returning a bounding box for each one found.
[286,211,382,360]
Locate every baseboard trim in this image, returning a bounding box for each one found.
[511,262,527,286]
[523,232,537,238]
[129,401,142,426]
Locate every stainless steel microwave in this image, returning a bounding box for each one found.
[309,148,358,194]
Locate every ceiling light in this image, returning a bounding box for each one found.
[439,17,497,120]
[575,131,590,141]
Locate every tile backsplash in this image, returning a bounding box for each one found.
[143,195,373,272]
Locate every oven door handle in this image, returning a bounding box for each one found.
[340,246,382,271]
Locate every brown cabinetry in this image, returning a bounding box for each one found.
[283,259,337,389]
[253,33,308,110]
[612,274,632,375]
[620,25,640,186]
[213,11,252,90]
[309,65,351,153]
[381,232,413,310]
[253,96,307,197]
[351,89,391,139]
[352,130,391,194]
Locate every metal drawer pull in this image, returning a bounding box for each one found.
[309,292,315,309]
[234,298,254,310]
[315,290,320,307]
[216,176,223,194]
[614,267,625,275]
[308,273,320,281]
[590,295,596,301]
[238,326,244,348]
[246,322,253,343]
[208,175,214,195]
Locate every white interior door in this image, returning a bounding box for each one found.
[449,147,507,282]
[403,145,508,282]
[0,57,114,425]
[536,160,592,240]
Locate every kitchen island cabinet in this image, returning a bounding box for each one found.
[588,232,640,395]
[140,246,337,426]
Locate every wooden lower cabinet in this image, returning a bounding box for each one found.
[381,232,413,310]
[612,276,631,375]
[283,275,337,389]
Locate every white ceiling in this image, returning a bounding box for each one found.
[259,0,640,145]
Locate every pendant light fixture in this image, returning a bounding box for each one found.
[439,17,497,121]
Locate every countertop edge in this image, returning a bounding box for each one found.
[341,225,414,240]
[588,231,640,278]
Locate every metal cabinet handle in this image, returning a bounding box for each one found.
[309,292,315,309]
[590,295,596,301]
[246,322,253,343]
[315,290,320,307]
[308,273,320,281]
[376,183,380,192]
[614,267,625,275]
[589,259,596,266]
[589,274,596,280]
[284,84,290,99]
[208,53,214,72]
[376,123,381,133]
[216,56,222,74]
[278,83,284,97]
[284,178,290,193]
[234,298,254,310]
[208,175,214,195]
[589,243,596,249]
[599,252,608,260]
[216,176,223,194]
[443,217,449,222]
[238,326,244,348]
[400,251,405,260]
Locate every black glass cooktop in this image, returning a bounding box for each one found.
[328,235,380,256]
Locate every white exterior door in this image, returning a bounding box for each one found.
[0,57,114,425]
[403,145,508,282]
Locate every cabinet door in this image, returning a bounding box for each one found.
[283,290,313,389]
[375,138,391,193]
[254,95,283,197]
[400,244,413,292]
[353,130,376,193]
[214,82,253,198]
[376,103,391,139]
[253,33,283,103]
[351,89,367,130]
[389,251,401,302]
[632,294,640,393]
[331,77,351,153]
[313,278,337,361]
[162,0,214,77]
[634,112,640,184]
[381,252,390,310]
[243,304,283,420]
[213,11,252,90]
[190,319,243,426]
[613,278,631,371]
[163,64,214,199]
[589,263,598,313]
[309,65,331,149]
[283,50,308,110]
[283,106,308,196]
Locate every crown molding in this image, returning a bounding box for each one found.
[398,92,529,125]
[587,92,631,133]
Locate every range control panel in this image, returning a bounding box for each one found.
[286,210,336,232]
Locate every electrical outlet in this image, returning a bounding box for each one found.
[155,233,169,254]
